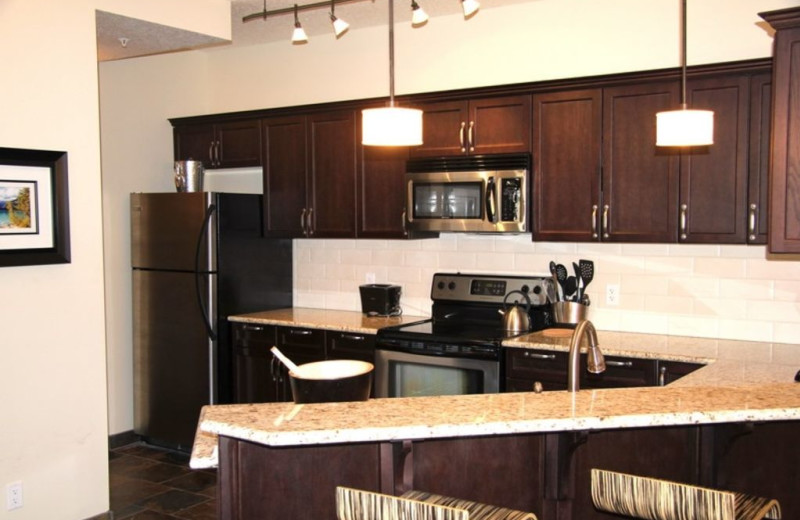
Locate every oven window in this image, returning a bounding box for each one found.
[412,182,482,219]
[390,361,484,397]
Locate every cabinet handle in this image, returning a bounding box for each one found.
[523,352,556,360]
[533,381,544,394]
[602,204,610,239]
[468,121,475,152]
[459,121,466,152]
[243,324,264,331]
[659,365,667,387]
[680,203,688,240]
[215,140,221,166]
[208,142,215,166]
[592,204,599,239]
[300,208,307,235]
[341,334,366,341]
[289,329,313,336]
[307,207,314,236]
[748,203,758,241]
[605,360,634,368]
[402,209,408,235]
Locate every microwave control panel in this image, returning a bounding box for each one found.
[500,178,523,222]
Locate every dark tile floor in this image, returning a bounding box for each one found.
[109,443,217,520]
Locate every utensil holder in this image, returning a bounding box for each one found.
[553,301,587,325]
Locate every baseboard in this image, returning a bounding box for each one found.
[108,430,140,449]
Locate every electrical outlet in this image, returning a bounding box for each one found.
[6,481,22,511]
[365,272,376,284]
[606,284,620,306]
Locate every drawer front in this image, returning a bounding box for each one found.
[583,355,658,388]
[505,348,569,381]
[233,322,277,348]
[277,326,326,362]
[326,332,376,363]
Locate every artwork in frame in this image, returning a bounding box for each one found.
[0,147,70,267]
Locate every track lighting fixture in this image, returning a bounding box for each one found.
[656,0,713,146]
[292,4,308,43]
[461,0,480,18]
[411,0,429,26]
[329,0,350,37]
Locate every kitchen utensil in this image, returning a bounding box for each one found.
[499,290,532,332]
[579,259,595,296]
[549,261,561,301]
[271,346,303,376]
[288,359,374,403]
[174,160,204,192]
[555,264,569,300]
[564,276,578,302]
[573,261,584,300]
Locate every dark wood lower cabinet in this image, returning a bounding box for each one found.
[217,421,800,520]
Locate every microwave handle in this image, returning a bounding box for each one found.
[485,176,497,223]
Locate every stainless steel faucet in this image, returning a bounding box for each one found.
[567,320,606,392]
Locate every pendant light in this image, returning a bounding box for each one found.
[656,0,713,146]
[362,0,423,146]
[292,4,308,44]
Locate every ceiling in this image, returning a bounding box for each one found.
[96,0,528,61]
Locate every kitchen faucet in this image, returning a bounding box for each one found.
[568,320,606,392]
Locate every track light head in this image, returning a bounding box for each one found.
[330,14,350,36]
[461,0,480,17]
[292,4,308,43]
[411,0,429,25]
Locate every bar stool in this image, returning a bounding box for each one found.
[336,486,538,520]
[590,469,781,520]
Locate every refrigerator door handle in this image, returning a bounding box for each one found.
[195,204,218,341]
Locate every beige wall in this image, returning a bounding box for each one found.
[0,1,228,518]
[99,0,800,451]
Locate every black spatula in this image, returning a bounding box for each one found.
[579,259,594,299]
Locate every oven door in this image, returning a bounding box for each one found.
[375,349,500,398]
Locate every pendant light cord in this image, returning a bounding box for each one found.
[388,0,396,108]
[680,0,687,109]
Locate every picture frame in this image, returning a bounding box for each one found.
[0,147,70,267]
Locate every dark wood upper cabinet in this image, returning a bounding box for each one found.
[532,89,602,242]
[358,144,409,238]
[174,119,261,169]
[679,75,750,243]
[261,115,308,238]
[602,81,680,242]
[748,72,771,244]
[761,7,800,253]
[307,110,358,238]
[409,95,531,157]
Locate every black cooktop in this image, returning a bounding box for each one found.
[378,318,528,345]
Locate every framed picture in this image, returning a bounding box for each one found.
[0,147,70,267]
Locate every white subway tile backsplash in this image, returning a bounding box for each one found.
[293,237,800,346]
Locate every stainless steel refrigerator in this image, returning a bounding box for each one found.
[131,192,292,452]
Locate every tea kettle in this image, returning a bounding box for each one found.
[499,290,532,333]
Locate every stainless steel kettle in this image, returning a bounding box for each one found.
[499,290,532,333]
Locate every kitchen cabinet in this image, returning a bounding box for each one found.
[678,75,750,243]
[173,119,261,169]
[504,348,658,391]
[409,95,531,157]
[656,359,704,386]
[761,7,800,253]
[747,73,771,244]
[261,110,357,238]
[532,82,680,242]
[232,323,280,404]
[326,331,376,363]
[357,145,410,238]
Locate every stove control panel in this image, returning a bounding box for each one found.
[431,272,551,306]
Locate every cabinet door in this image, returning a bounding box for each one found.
[409,100,469,157]
[307,110,358,238]
[262,115,308,238]
[532,89,602,241]
[358,144,409,238]
[326,332,376,363]
[679,76,749,243]
[469,95,531,155]
[232,323,281,404]
[276,327,326,402]
[763,9,800,253]
[582,355,657,388]
[216,120,261,168]
[748,73,771,245]
[602,82,680,242]
[173,124,214,166]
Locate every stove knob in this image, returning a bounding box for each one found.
[532,285,542,295]
[437,281,446,290]
[448,281,456,291]
[521,285,530,293]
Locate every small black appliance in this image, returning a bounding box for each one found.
[359,284,402,316]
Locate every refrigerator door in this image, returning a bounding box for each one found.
[133,269,217,451]
[131,192,216,272]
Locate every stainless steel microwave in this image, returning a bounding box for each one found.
[405,154,530,233]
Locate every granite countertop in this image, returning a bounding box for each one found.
[229,307,428,333]
[190,308,800,469]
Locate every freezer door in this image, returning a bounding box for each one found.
[133,269,217,451]
[131,192,216,272]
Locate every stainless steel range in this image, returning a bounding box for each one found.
[375,272,554,398]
